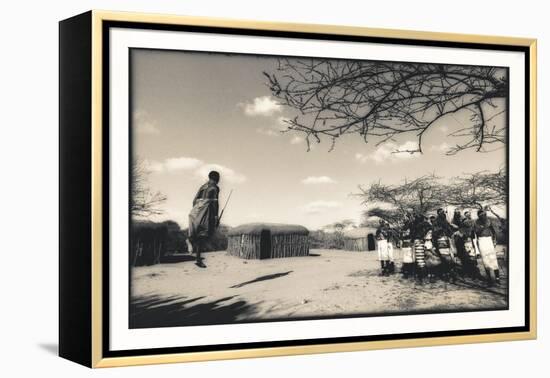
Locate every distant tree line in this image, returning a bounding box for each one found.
[309,220,357,250]
[309,230,345,250]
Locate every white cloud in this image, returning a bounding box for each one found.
[301,200,341,214]
[164,157,203,171]
[239,96,282,116]
[356,140,421,164]
[290,136,303,145]
[145,157,203,173]
[134,110,160,135]
[430,142,451,152]
[195,163,247,184]
[301,176,337,185]
[355,153,369,164]
[143,160,165,173]
[439,125,449,133]
[144,157,246,184]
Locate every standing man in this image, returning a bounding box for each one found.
[433,208,453,240]
[376,220,391,276]
[400,213,415,278]
[474,209,500,285]
[433,208,456,281]
[188,171,220,268]
[451,208,463,230]
[411,213,432,283]
[451,208,466,275]
[386,222,398,274]
[460,211,478,278]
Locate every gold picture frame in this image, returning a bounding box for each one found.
[59,10,537,368]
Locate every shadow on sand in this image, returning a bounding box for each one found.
[230,271,293,289]
[130,294,258,328]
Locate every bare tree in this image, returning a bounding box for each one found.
[362,207,405,229]
[443,168,507,225]
[132,159,167,218]
[356,174,444,216]
[264,59,507,154]
[357,170,507,230]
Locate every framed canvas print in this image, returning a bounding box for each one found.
[59,10,537,368]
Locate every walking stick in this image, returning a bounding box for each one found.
[217,189,233,227]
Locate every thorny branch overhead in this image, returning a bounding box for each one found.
[263,59,507,154]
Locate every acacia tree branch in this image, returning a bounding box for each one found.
[264,60,507,154]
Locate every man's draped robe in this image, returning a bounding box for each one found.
[188,182,219,241]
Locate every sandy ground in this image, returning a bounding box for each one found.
[130,248,507,328]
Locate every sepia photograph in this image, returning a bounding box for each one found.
[128,48,510,329]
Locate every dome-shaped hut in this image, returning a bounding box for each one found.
[343,227,376,251]
[227,223,309,259]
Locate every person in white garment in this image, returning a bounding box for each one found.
[375,220,391,276]
[400,213,415,278]
[460,211,479,279]
[474,209,500,285]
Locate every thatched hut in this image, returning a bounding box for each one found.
[342,228,376,251]
[131,221,169,266]
[227,223,309,259]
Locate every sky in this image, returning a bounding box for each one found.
[131,49,506,230]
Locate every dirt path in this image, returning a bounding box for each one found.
[130,249,507,328]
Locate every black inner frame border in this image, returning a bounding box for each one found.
[102,20,531,359]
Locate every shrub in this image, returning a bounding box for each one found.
[308,230,344,250]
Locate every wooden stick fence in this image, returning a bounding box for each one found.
[227,233,309,259]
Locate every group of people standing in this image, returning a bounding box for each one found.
[375,208,502,286]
